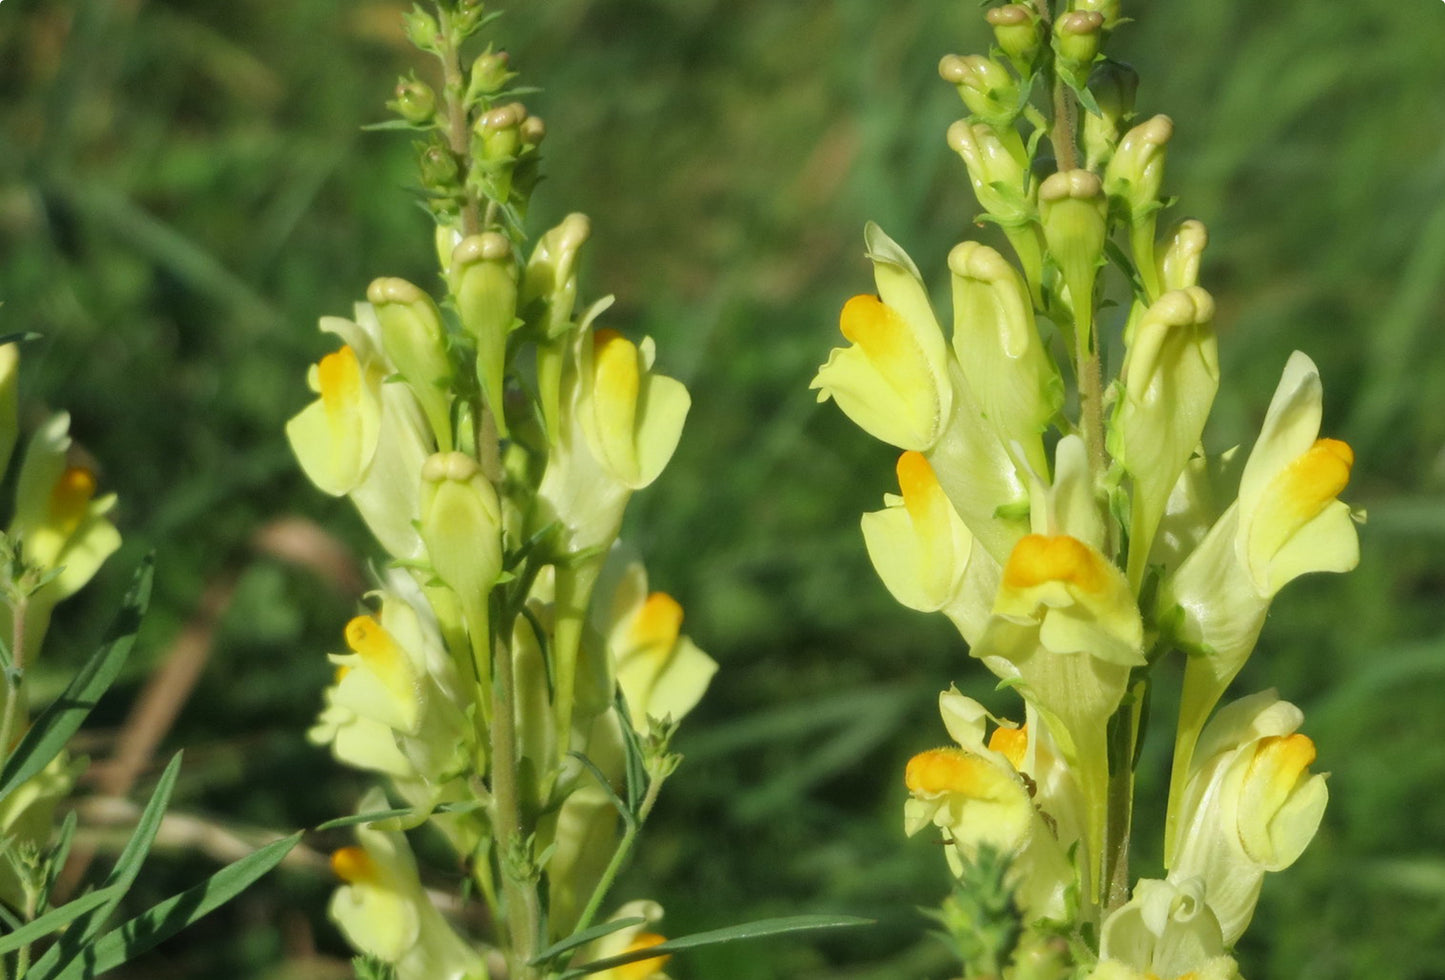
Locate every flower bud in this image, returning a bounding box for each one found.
[1110,287,1219,582]
[1080,60,1139,170]
[1039,169,1107,334]
[946,120,1033,224]
[366,277,454,448]
[401,7,439,53]
[476,102,524,162]
[419,452,503,607]
[1053,10,1105,76]
[1075,0,1123,31]
[519,114,546,146]
[947,241,1062,473]
[1104,114,1174,223]
[523,212,592,340]
[939,54,1020,127]
[986,5,1041,75]
[451,232,518,433]
[1159,219,1208,291]
[466,49,514,102]
[387,75,435,124]
[418,141,459,189]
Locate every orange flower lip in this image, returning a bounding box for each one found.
[906,747,994,796]
[987,724,1028,771]
[627,592,683,653]
[317,345,362,413]
[329,845,378,885]
[1002,534,1109,594]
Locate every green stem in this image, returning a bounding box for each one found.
[490,630,542,979]
[0,595,29,774]
[437,7,482,238]
[569,766,667,941]
[550,555,605,771]
[1101,683,1144,915]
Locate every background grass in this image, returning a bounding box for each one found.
[2,0,1444,977]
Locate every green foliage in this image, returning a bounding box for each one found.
[1,0,1443,977]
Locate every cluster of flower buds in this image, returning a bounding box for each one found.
[287,5,712,978]
[0,342,122,918]
[814,2,1360,977]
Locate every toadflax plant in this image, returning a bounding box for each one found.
[813,1,1361,977]
[282,3,878,978]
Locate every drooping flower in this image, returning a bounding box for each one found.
[1168,690,1328,944]
[1159,352,1356,852]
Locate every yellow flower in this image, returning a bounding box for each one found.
[598,558,717,734]
[287,306,434,560]
[861,451,999,646]
[972,532,1144,891]
[1168,691,1328,944]
[1159,352,1356,855]
[11,414,121,601]
[904,689,1075,919]
[579,329,690,491]
[1089,878,1241,980]
[811,224,953,450]
[328,790,484,980]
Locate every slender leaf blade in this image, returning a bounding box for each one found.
[0,557,153,802]
[29,752,182,980]
[530,916,645,965]
[0,889,116,956]
[49,833,302,980]
[570,914,873,976]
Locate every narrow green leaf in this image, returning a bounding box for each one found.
[313,798,487,833]
[567,751,634,830]
[40,811,80,915]
[313,807,416,832]
[0,557,153,803]
[530,916,644,965]
[0,888,117,956]
[0,331,42,347]
[48,833,302,980]
[29,752,182,980]
[570,914,873,976]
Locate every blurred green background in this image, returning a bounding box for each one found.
[3,0,1445,977]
